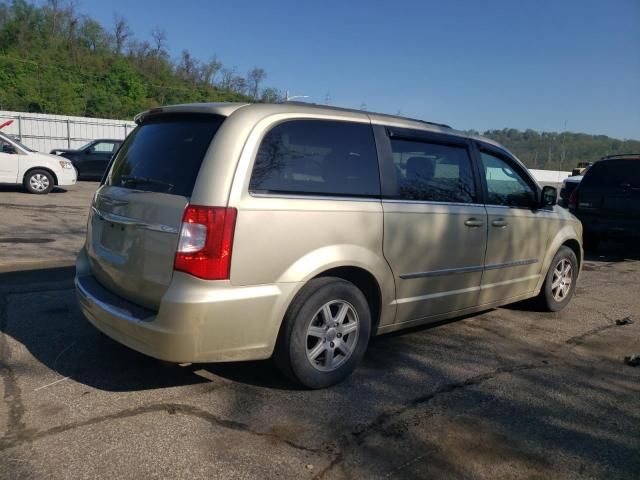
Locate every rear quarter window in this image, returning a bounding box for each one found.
[249,119,380,198]
[106,114,225,196]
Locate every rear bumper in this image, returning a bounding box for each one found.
[575,212,640,237]
[75,249,300,363]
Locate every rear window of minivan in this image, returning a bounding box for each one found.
[106,114,225,196]
[249,119,380,198]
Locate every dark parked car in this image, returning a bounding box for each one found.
[569,154,640,248]
[51,139,122,179]
[559,174,583,207]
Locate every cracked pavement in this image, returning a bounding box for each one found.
[1,182,639,479]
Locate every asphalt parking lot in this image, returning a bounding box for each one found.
[1,182,639,479]
[0,182,96,273]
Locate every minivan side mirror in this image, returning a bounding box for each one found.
[540,185,557,207]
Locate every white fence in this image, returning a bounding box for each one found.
[0,110,135,153]
[529,169,571,185]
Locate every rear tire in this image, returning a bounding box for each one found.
[24,169,54,194]
[274,277,371,389]
[537,246,578,312]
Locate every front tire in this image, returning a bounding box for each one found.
[24,169,54,194]
[537,246,578,312]
[275,277,371,389]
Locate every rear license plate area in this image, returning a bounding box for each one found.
[100,222,126,253]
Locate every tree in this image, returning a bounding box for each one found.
[246,67,266,100]
[113,13,131,54]
[199,56,222,85]
[260,87,282,103]
[230,75,247,95]
[80,18,107,52]
[219,67,236,90]
[150,27,167,57]
[176,49,199,84]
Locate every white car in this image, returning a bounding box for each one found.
[0,132,77,194]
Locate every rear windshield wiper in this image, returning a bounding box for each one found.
[120,175,174,192]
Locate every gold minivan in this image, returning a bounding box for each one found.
[76,102,582,388]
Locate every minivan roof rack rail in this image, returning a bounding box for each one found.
[281,101,452,129]
[601,153,640,160]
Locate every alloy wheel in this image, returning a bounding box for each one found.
[551,258,573,302]
[305,300,360,372]
[29,173,50,192]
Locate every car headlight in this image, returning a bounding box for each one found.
[59,160,73,169]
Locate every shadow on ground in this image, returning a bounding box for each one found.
[583,238,640,262]
[0,184,69,194]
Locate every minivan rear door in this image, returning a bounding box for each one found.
[86,114,225,310]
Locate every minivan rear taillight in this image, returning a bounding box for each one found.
[568,189,578,210]
[174,205,237,280]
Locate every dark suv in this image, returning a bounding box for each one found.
[569,154,640,248]
[51,139,122,179]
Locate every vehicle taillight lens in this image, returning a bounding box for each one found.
[174,205,237,280]
[568,189,578,210]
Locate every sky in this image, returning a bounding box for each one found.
[76,0,639,139]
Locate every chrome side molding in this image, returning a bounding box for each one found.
[400,258,539,280]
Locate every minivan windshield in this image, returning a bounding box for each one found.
[105,114,225,196]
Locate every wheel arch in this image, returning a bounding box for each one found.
[535,226,583,293]
[314,266,382,335]
[24,167,58,185]
[562,238,582,269]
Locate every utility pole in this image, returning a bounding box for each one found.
[560,120,568,169]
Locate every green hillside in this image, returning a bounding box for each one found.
[0,0,279,119]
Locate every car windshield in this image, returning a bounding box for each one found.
[0,132,36,152]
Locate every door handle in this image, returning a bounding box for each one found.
[464,218,484,227]
[492,219,509,228]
